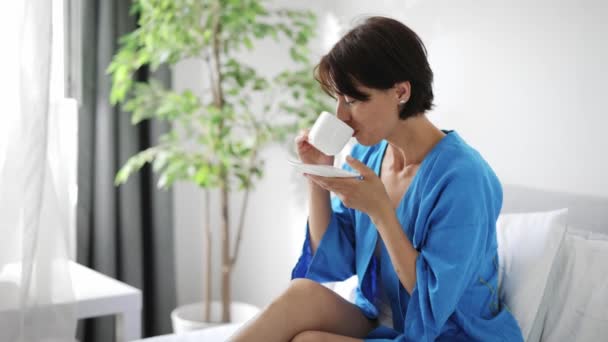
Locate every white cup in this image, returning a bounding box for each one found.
[308,111,354,156]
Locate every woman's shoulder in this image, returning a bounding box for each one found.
[423,132,502,199]
[430,132,496,179]
[421,132,503,220]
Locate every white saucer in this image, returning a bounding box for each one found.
[287,159,361,178]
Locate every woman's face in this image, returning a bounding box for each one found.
[335,84,403,146]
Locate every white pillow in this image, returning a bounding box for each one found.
[496,208,568,342]
[540,228,608,342]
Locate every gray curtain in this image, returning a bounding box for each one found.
[72,1,176,340]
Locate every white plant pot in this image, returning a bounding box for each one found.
[171,301,260,333]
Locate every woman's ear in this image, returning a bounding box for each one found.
[394,81,411,104]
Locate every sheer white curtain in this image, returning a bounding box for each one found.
[0,0,77,341]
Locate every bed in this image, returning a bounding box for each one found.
[134,184,608,342]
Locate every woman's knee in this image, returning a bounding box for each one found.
[286,278,327,299]
[291,330,325,342]
[279,278,373,338]
[265,279,326,316]
[272,278,330,326]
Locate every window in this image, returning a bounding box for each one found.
[52,0,79,260]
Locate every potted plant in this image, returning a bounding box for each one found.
[108,0,331,332]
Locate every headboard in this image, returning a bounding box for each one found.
[502,184,608,235]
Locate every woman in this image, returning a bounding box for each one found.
[230,16,523,342]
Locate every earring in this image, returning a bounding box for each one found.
[399,99,407,104]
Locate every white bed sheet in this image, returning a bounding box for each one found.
[133,323,243,342]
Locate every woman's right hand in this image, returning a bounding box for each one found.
[295,129,334,166]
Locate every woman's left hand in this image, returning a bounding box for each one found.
[305,156,391,219]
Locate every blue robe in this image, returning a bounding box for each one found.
[292,131,524,341]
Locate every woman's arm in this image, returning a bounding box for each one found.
[305,156,420,293]
[371,207,419,295]
[307,179,332,254]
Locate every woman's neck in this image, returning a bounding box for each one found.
[384,115,446,172]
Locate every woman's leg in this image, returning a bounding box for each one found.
[291,330,364,342]
[227,278,377,342]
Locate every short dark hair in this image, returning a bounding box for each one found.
[315,16,434,119]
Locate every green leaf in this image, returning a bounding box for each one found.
[152,151,170,172]
[243,36,253,50]
[194,165,211,186]
[114,147,160,185]
[157,173,169,189]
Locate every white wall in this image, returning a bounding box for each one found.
[173,0,608,310]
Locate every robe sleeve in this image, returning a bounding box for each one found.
[291,194,357,283]
[400,168,499,341]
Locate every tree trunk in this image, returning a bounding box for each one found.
[203,190,212,322]
[211,4,230,323]
[221,185,231,322]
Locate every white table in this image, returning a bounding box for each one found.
[71,262,142,341]
[0,261,142,341]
